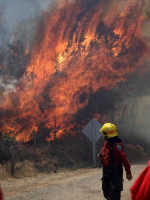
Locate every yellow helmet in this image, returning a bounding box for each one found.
[100,123,118,139]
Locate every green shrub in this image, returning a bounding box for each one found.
[0,133,13,163]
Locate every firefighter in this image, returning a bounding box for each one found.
[98,123,132,200]
[130,160,150,200]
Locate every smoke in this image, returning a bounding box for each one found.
[0,76,17,95]
[137,96,150,124]
[0,76,17,106]
[135,96,150,145]
[0,0,55,44]
[112,62,150,146]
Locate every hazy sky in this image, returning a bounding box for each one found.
[0,0,54,42]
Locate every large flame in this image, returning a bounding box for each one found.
[0,0,149,142]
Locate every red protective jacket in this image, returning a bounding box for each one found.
[100,139,131,176]
[130,161,150,200]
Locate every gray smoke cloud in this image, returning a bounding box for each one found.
[0,0,55,45]
[0,76,17,94]
[135,96,150,144]
[0,76,17,105]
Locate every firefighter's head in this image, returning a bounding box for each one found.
[100,123,118,139]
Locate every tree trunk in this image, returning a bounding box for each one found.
[10,142,15,175]
[34,130,37,166]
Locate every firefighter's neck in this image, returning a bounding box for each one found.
[107,136,118,142]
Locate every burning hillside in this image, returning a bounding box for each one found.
[0,0,149,142]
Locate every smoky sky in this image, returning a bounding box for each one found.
[0,0,55,43]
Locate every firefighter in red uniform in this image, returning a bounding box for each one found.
[0,187,3,200]
[130,160,150,200]
[98,123,132,200]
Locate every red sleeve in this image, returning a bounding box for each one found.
[114,142,131,176]
[130,161,150,200]
[0,187,3,200]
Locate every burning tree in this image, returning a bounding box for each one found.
[0,0,150,143]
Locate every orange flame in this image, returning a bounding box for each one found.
[0,0,149,142]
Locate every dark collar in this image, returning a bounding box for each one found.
[107,136,121,143]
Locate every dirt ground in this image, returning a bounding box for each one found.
[0,162,148,200]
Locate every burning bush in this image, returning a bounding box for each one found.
[0,0,149,143]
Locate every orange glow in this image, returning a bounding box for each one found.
[25,42,29,55]
[0,0,149,142]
